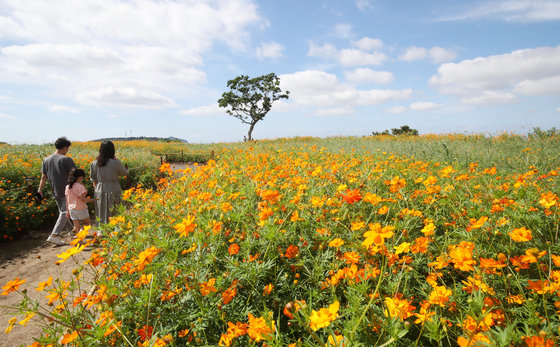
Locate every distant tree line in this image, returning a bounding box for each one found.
[91,136,188,143]
[372,125,419,136]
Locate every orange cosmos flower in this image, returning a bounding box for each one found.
[509,227,532,242]
[1,277,26,295]
[246,313,274,342]
[341,189,362,204]
[467,216,488,231]
[263,283,274,296]
[285,244,299,259]
[200,278,218,296]
[174,215,197,237]
[448,242,477,272]
[428,286,452,307]
[363,192,382,205]
[222,285,237,305]
[522,336,555,347]
[539,191,558,209]
[283,300,305,319]
[384,296,415,321]
[138,325,154,342]
[228,243,240,255]
[414,301,435,324]
[36,276,53,291]
[60,330,79,344]
[342,251,360,264]
[362,223,394,247]
[134,246,160,271]
[378,205,389,214]
[457,333,491,347]
[385,176,406,193]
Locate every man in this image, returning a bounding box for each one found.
[38,137,76,245]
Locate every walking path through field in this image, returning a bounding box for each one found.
[0,163,197,347]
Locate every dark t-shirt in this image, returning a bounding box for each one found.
[41,153,76,198]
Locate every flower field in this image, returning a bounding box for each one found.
[2,134,560,346]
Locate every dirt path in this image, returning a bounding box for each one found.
[0,231,95,347]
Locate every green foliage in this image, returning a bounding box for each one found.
[527,127,560,139]
[372,125,419,136]
[218,73,289,141]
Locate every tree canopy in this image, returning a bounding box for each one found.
[218,73,289,141]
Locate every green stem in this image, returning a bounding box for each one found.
[349,255,386,338]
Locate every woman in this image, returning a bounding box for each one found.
[90,141,128,225]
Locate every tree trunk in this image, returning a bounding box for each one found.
[247,122,256,141]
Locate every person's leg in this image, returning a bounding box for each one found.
[52,197,72,235]
[72,219,80,234]
[47,197,72,245]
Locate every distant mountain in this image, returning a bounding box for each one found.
[91,136,188,143]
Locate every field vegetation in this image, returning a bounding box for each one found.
[1,133,560,346]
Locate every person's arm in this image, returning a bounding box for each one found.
[65,190,71,218]
[116,159,129,176]
[38,173,47,197]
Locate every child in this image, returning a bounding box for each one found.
[65,168,94,234]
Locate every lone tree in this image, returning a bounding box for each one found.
[218,73,289,141]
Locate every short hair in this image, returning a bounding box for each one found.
[54,137,71,149]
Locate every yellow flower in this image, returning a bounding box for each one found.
[18,312,35,326]
[362,223,394,247]
[394,242,411,255]
[174,215,197,237]
[1,277,26,295]
[328,238,344,248]
[246,313,274,342]
[56,244,86,264]
[309,300,339,331]
[509,227,532,242]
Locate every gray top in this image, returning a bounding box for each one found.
[41,153,76,198]
[90,158,128,193]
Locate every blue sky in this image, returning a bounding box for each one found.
[0,0,559,144]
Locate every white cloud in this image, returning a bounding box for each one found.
[399,47,428,61]
[333,23,353,39]
[308,41,386,67]
[181,105,224,116]
[280,70,411,108]
[429,47,458,63]
[0,0,264,108]
[557,107,560,112]
[410,102,442,111]
[399,46,456,63]
[514,76,560,95]
[384,106,407,114]
[345,68,394,84]
[307,42,339,59]
[441,1,560,22]
[76,87,175,109]
[256,41,285,60]
[355,0,374,12]
[460,91,518,105]
[49,104,80,113]
[339,49,387,66]
[0,113,14,118]
[352,37,383,51]
[313,107,355,117]
[430,45,560,104]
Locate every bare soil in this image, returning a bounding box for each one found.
[0,230,95,347]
